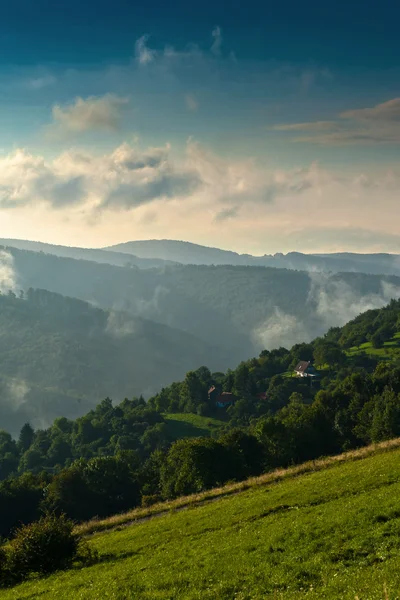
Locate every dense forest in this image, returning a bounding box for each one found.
[0,299,399,539]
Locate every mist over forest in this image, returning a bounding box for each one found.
[0,240,399,432]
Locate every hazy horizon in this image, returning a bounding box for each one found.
[1,235,400,258]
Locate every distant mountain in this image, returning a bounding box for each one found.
[105,239,400,276]
[104,239,249,266]
[5,246,400,371]
[0,288,230,433]
[0,238,174,269]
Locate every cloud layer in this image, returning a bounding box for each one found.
[273,97,400,144]
[0,139,399,253]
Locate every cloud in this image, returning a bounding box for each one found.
[0,140,399,256]
[253,308,309,350]
[0,142,201,212]
[252,275,400,351]
[27,75,57,89]
[293,129,400,145]
[211,26,222,56]
[273,97,400,145]
[214,206,240,222]
[135,35,158,65]
[185,93,199,112]
[272,121,337,131]
[307,272,400,328]
[49,94,129,134]
[340,98,400,121]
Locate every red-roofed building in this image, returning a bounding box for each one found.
[208,386,237,407]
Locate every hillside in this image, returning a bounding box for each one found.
[4,441,400,599]
[0,289,229,433]
[0,238,173,269]
[5,246,400,362]
[105,239,400,276]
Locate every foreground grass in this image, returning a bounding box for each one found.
[4,440,400,598]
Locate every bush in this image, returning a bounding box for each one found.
[6,514,83,581]
[141,494,161,507]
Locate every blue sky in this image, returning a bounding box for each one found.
[0,0,399,253]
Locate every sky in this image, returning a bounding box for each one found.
[0,0,399,254]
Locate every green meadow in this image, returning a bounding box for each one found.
[164,412,226,439]
[4,442,400,599]
[347,332,400,361]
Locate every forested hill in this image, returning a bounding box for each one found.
[0,289,230,433]
[0,300,399,544]
[5,245,400,364]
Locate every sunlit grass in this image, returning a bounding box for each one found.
[4,439,400,598]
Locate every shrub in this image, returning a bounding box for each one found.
[0,545,11,586]
[141,494,161,507]
[7,514,80,580]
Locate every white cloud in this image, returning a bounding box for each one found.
[135,35,158,65]
[0,142,200,212]
[211,26,222,56]
[50,94,129,135]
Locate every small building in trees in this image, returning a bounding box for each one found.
[294,361,319,378]
[208,386,237,407]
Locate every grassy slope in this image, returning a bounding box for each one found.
[5,441,400,599]
[163,413,226,440]
[347,332,400,361]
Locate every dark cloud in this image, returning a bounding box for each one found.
[102,169,201,209]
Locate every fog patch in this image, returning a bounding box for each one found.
[134,285,170,319]
[253,274,400,352]
[252,308,311,351]
[0,250,18,294]
[308,272,400,328]
[106,311,137,338]
[8,378,30,409]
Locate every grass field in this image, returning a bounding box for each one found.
[347,333,400,361]
[163,412,226,440]
[4,440,400,599]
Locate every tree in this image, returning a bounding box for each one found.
[370,388,400,442]
[160,438,228,499]
[17,423,35,454]
[313,341,345,368]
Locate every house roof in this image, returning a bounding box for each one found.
[208,385,216,395]
[294,360,311,373]
[216,392,236,404]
